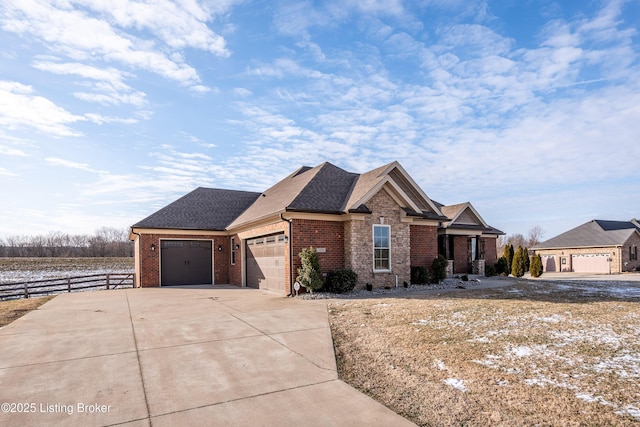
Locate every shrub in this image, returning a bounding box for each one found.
[530,254,543,278]
[411,266,430,285]
[495,257,508,275]
[511,246,526,277]
[461,275,469,281]
[296,247,324,294]
[325,269,358,294]
[502,245,514,272]
[485,264,497,277]
[522,247,530,272]
[431,255,448,283]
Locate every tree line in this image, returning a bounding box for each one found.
[0,227,133,257]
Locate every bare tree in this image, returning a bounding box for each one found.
[507,233,527,249]
[0,228,132,258]
[527,226,546,247]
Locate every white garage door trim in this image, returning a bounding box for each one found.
[571,253,610,274]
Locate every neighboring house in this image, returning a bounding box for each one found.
[129,161,503,294]
[531,219,640,274]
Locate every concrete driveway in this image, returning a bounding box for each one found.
[0,287,414,426]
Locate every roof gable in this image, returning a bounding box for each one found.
[533,220,640,249]
[344,161,445,219]
[133,188,261,231]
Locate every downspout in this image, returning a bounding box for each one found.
[280,213,294,297]
[129,227,141,288]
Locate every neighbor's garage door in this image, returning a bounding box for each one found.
[541,255,557,272]
[246,234,286,292]
[571,253,609,274]
[161,240,213,286]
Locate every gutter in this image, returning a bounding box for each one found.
[129,227,141,288]
[280,212,294,297]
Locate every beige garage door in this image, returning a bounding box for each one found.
[571,253,610,274]
[246,234,286,292]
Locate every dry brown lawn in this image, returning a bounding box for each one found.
[329,279,640,426]
[0,296,54,327]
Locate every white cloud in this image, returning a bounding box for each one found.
[84,113,138,125]
[0,80,85,137]
[45,157,107,174]
[1,0,236,90]
[0,145,28,156]
[233,87,253,97]
[33,60,148,106]
[0,167,18,176]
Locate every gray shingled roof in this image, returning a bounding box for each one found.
[133,187,261,231]
[533,220,640,249]
[134,162,496,232]
[229,162,360,228]
[432,200,504,235]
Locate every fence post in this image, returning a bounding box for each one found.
[133,273,137,288]
[24,283,29,299]
[106,274,110,290]
[67,277,71,293]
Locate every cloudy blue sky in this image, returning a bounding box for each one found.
[1,0,639,241]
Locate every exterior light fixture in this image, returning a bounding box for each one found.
[151,244,156,252]
[235,244,240,250]
[218,245,223,252]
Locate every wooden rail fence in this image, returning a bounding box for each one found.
[0,273,136,300]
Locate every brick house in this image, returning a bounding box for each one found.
[532,219,640,274]
[129,161,503,294]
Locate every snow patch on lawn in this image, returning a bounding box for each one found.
[443,378,467,392]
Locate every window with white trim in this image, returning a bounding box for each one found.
[373,224,391,271]
[631,245,638,261]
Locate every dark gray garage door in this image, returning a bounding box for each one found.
[161,240,213,286]
[246,234,286,292]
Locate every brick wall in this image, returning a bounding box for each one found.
[228,233,242,286]
[137,233,230,287]
[483,237,498,266]
[410,225,438,268]
[345,188,411,289]
[291,219,344,287]
[452,235,469,274]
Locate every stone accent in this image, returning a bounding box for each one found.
[344,188,411,289]
[472,259,485,275]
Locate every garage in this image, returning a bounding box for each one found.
[160,240,213,286]
[541,255,557,272]
[246,234,286,292]
[571,253,610,274]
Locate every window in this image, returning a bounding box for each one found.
[231,238,236,265]
[373,224,391,271]
[631,246,638,261]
